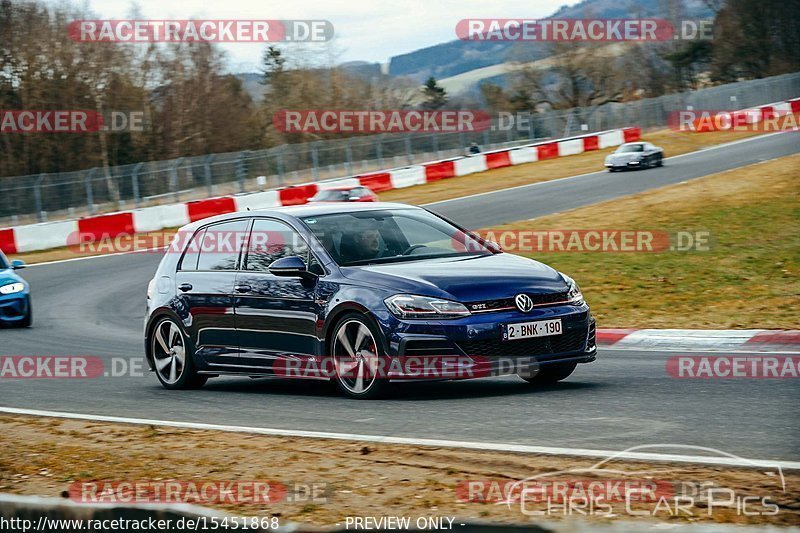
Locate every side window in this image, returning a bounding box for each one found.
[179,229,205,271]
[246,219,310,272]
[195,219,250,271]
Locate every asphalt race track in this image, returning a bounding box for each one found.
[1,132,798,462]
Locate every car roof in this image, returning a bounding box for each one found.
[319,185,358,191]
[179,201,421,231]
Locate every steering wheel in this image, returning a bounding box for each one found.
[401,244,428,255]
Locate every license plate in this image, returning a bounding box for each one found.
[502,318,562,341]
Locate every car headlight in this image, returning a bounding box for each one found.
[0,282,25,295]
[385,294,470,319]
[560,274,584,305]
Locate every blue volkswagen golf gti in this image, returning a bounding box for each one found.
[0,250,31,327]
[144,203,596,398]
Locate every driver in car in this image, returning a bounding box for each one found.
[341,225,383,263]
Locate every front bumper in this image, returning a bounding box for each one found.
[0,293,30,323]
[605,160,641,169]
[380,304,596,380]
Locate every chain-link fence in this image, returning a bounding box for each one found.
[2,72,798,226]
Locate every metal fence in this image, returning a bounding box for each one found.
[2,72,798,226]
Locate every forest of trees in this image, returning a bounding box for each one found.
[0,0,797,179]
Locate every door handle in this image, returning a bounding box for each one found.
[178,283,193,292]
[234,284,251,293]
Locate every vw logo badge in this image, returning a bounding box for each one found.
[515,293,534,312]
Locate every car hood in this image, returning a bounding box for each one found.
[607,152,643,163]
[0,268,24,287]
[340,253,568,302]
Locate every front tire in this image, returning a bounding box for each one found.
[151,317,207,390]
[330,313,390,399]
[519,361,577,384]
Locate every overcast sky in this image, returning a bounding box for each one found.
[46,0,579,72]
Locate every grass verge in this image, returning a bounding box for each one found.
[488,154,799,329]
[1,414,797,526]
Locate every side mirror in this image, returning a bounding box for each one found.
[268,256,312,278]
[11,259,25,270]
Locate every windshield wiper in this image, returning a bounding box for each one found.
[344,252,489,267]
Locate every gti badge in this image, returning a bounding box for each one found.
[515,293,534,312]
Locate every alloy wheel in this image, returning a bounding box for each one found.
[152,319,186,385]
[332,319,381,395]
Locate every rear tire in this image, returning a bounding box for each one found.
[519,361,577,384]
[151,317,207,390]
[656,155,664,167]
[330,312,390,399]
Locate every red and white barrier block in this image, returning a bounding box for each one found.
[0,126,643,254]
[598,329,800,353]
[0,121,725,256]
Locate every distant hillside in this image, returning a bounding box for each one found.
[236,62,384,102]
[388,0,712,85]
[237,0,713,101]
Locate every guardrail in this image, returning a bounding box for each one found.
[1,72,798,227]
[0,126,642,255]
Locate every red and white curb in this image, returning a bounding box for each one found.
[597,329,800,353]
[1,127,644,254]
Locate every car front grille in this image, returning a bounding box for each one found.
[465,291,570,313]
[401,339,459,357]
[457,328,588,358]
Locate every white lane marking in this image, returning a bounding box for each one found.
[1,406,798,469]
[602,347,800,355]
[22,130,795,267]
[425,130,792,206]
[25,246,167,268]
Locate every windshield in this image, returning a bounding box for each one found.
[0,250,7,269]
[617,144,644,153]
[311,189,351,202]
[301,209,492,266]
